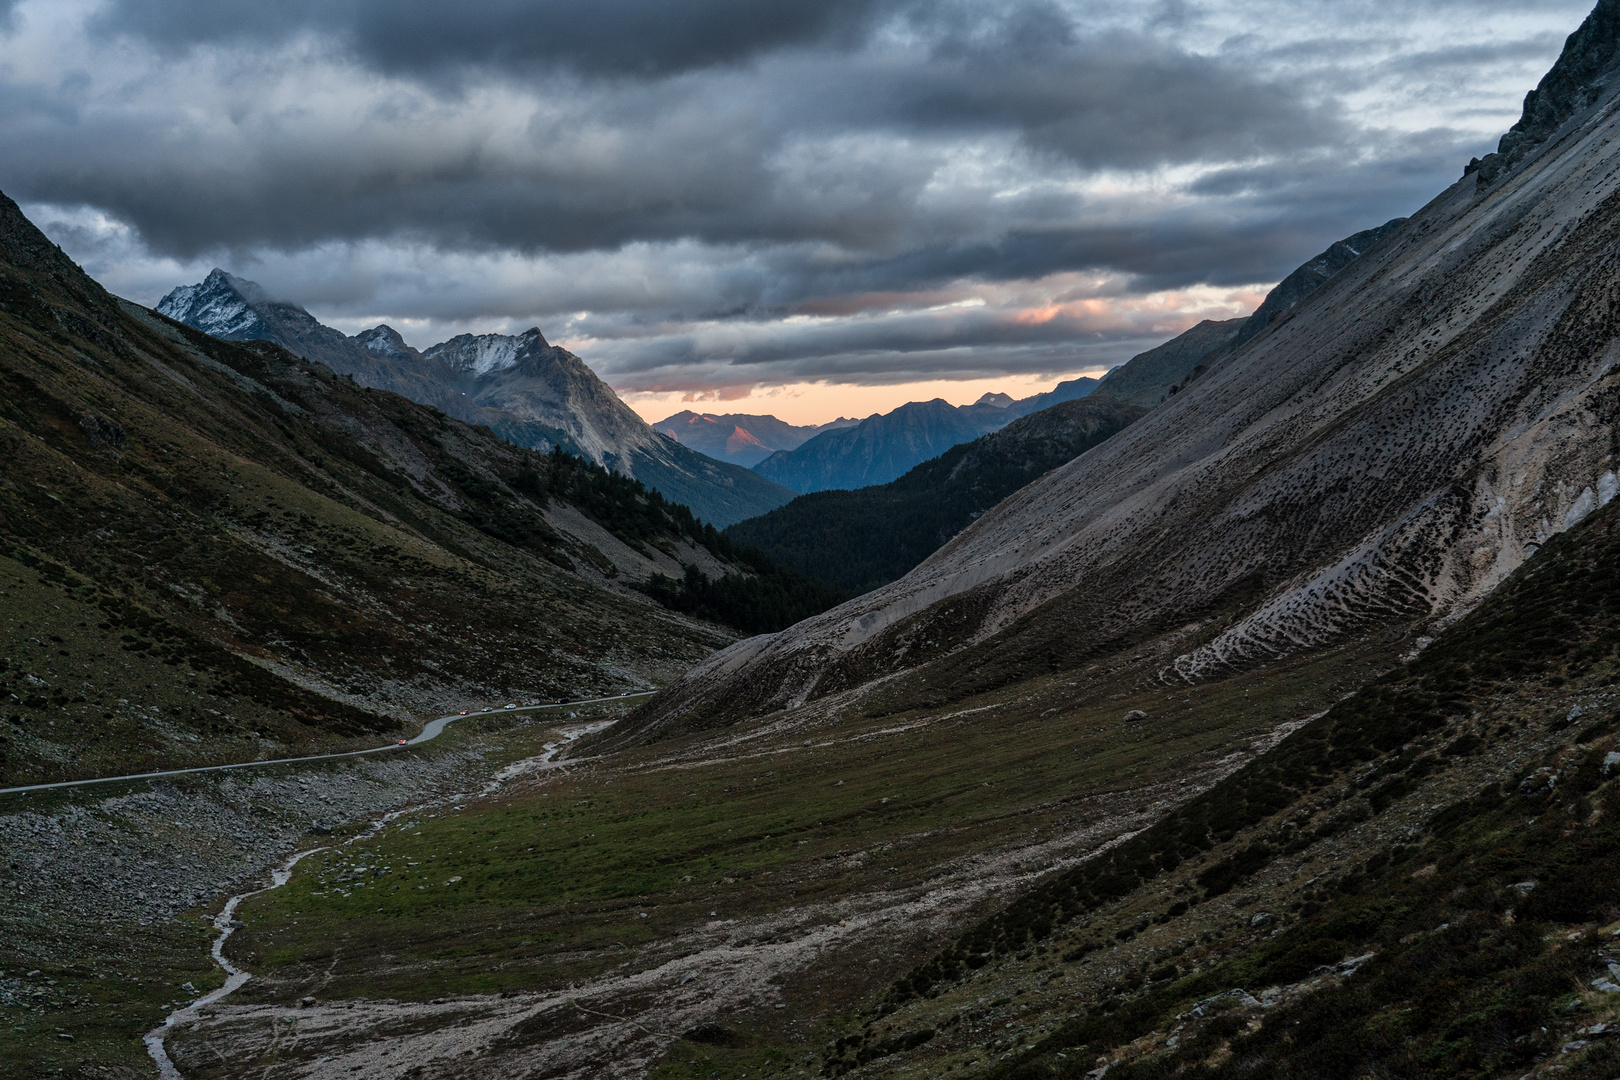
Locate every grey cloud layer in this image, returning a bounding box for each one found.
[1,0,1593,390]
[20,10,1346,261]
[95,0,894,77]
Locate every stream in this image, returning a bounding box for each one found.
[142,714,618,1077]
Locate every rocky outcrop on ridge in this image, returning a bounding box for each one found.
[1472,0,1620,183]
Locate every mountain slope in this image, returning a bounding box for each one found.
[1087,318,1245,407]
[835,479,1620,1080]
[1228,218,1408,350]
[750,381,1102,495]
[653,411,856,467]
[0,191,751,786]
[622,11,1620,737]
[156,276,795,526]
[1087,219,1407,410]
[726,398,1148,593]
[754,398,1004,493]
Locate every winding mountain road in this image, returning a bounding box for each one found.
[0,692,653,796]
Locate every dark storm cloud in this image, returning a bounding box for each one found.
[94,0,894,77]
[863,12,1345,169]
[6,3,1348,283]
[7,0,1586,395]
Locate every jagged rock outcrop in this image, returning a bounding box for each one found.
[620,45,1620,738]
[1470,0,1620,184]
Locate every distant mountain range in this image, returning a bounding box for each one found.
[652,411,859,467]
[727,397,1147,592]
[717,219,1392,589]
[156,271,794,527]
[749,378,1099,493]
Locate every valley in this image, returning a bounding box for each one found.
[5,624,1395,1078]
[10,3,1620,1079]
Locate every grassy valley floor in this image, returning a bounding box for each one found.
[148,636,1401,1079]
[34,496,1620,1080]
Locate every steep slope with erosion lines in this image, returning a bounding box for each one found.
[830,450,1620,1080]
[621,22,1620,737]
[0,192,736,786]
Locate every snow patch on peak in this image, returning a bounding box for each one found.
[154,283,198,319]
[156,269,268,341]
[354,325,412,360]
[425,328,549,377]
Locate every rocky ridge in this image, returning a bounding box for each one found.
[750,379,1100,495]
[156,275,793,526]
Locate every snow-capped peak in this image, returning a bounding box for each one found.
[155,268,270,341]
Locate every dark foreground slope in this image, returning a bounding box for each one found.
[0,192,740,786]
[727,399,1148,593]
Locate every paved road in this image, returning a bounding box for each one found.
[0,692,654,796]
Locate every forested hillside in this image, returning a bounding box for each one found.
[727,399,1146,592]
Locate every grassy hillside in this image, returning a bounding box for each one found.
[727,399,1147,593]
[0,191,746,786]
[837,487,1620,1079]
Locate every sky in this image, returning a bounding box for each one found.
[0,0,1593,425]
